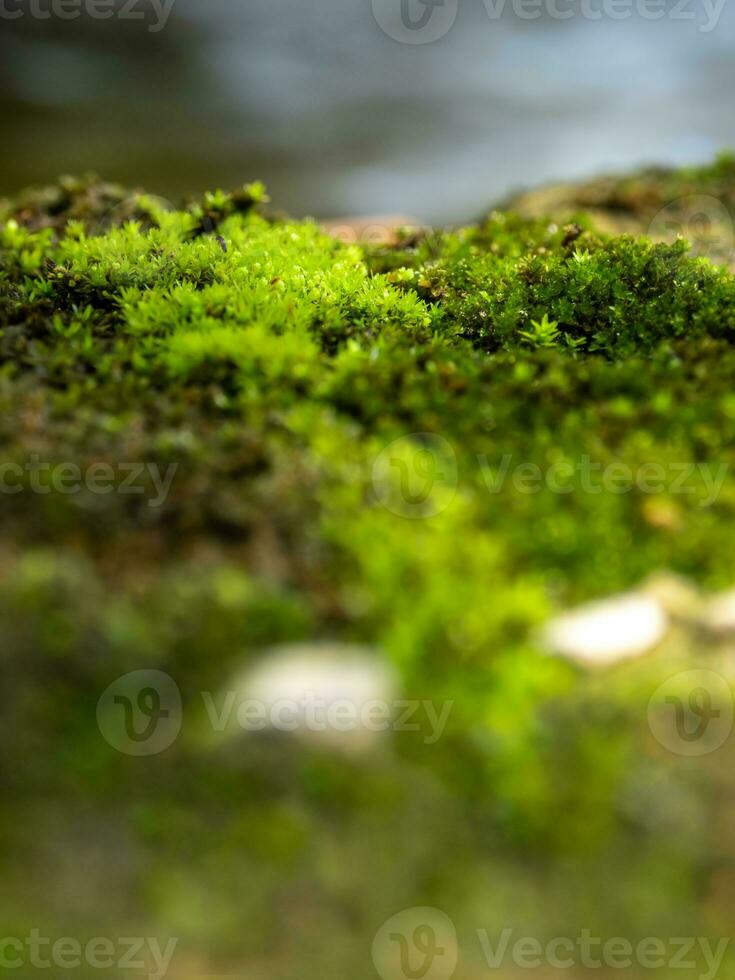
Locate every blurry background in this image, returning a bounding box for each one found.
[5,7,735,979]
[1,0,735,222]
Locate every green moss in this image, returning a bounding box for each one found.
[3,160,735,974]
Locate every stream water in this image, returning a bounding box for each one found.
[1,0,734,221]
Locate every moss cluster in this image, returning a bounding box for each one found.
[503,152,735,244]
[2,161,735,977]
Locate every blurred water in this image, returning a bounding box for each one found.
[1,0,735,221]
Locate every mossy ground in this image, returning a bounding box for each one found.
[2,160,735,978]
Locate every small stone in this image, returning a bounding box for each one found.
[219,643,398,749]
[322,215,422,247]
[544,592,669,667]
[704,590,735,635]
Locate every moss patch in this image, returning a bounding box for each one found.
[2,160,735,976]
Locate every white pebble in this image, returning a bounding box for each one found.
[221,643,398,749]
[704,589,735,635]
[544,593,668,667]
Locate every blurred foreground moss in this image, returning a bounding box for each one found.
[2,162,735,978]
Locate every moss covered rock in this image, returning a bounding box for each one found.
[2,160,735,978]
